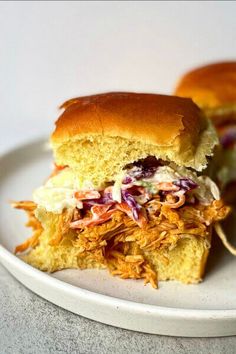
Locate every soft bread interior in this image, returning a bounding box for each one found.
[144,235,210,283]
[51,120,217,188]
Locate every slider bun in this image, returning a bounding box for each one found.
[23,209,211,284]
[174,62,236,123]
[51,92,217,186]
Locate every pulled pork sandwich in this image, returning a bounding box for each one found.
[174,62,236,201]
[12,92,234,288]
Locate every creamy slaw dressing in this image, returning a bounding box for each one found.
[33,164,220,213]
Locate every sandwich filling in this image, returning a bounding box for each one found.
[203,107,236,188]
[14,156,231,287]
[33,157,221,225]
[216,121,236,188]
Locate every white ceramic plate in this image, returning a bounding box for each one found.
[0,140,236,337]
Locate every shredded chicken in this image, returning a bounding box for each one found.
[11,201,43,253]
[49,209,74,246]
[12,198,230,288]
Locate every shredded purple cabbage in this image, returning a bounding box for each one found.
[100,191,114,204]
[132,166,158,180]
[220,130,236,148]
[82,191,114,209]
[121,190,141,220]
[173,178,198,192]
[122,176,133,184]
[135,156,161,169]
[124,156,161,182]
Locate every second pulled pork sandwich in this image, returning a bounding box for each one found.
[174,62,236,198]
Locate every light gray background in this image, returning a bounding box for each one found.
[1,1,236,152]
[0,1,236,353]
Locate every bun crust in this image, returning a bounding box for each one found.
[174,62,236,110]
[50,92,217,185]
[52,92,202,147]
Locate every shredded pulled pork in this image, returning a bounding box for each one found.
[11,201,43,253]
[13,198,230,288]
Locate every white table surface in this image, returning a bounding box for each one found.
[0,2,236,352]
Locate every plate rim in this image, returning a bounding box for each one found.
[1,245,236,320]
[0,138,236,322]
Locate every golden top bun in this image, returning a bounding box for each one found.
[50,92,217,186]
[52,92,202,145]
[174,62,236,121]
